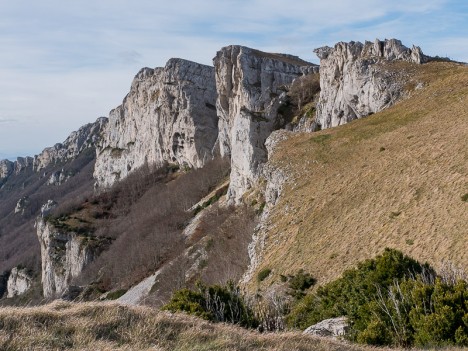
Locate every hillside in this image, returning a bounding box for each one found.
[249,61,468,291]
[0,301,386,351]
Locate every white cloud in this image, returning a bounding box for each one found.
[0,0,465,158]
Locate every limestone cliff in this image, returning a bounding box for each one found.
[36,201,109,299]
[33,117,108,172]
[94,59,218,188]
[0,160,13,185]
[315,39,427,129]
[0,117,106,187]
[6,267,33,298]
[213,45,317,202]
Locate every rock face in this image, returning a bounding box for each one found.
[315,39,427,129]
[213,45,316,202]
[0,117,106,187]
[36,201,106,299]
[94,59,218,188]
[14,196,29,215]
[33,117,108,172]
[303,317,349,338]
[6,267,33,298]
[0,160,13,185]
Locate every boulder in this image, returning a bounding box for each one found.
[303,317,349,338]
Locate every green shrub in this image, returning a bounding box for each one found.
[287,269,316,299]
[257,268,272,282]
[287,248,468,347]
[461,193,468,202]
[162,282,257,328]
[286,248,432,335]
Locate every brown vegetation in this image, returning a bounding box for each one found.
[249,61,468,291]
[0,301,382,351]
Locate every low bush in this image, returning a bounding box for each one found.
[163,282,257,328]
[257,268,272,282]
[286,248,468,347]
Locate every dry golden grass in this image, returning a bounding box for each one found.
[0,301,383,351]
[250,61,468,288]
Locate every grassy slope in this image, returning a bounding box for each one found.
[0,302,374,351]
[252,61,468,289]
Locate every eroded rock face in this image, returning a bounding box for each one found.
[315,39,427,129]
[36,201,107,299]
[214,45,316,202]
[6,267,33,298]
[0,160,13,184]
[94,59,218,188]
[14,196,29,215]
[33,117,108,172]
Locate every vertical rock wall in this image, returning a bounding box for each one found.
[94,59,218,188]
[314,39,427,129]
[213,46,316,202]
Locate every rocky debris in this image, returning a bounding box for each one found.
[94,59,218,188]
[33,117,107,172]
[303,317,349,338]
[315,39,427,129]
[6,267,33,298]
[118,272,159,305]
[14,196,30,215]
[214,45,317,202]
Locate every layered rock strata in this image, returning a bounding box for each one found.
[94,59,218,188]
[315,39,427,129]
[214,45,317,202]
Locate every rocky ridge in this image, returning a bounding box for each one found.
[0,117,107,186]
[94,59,218,188]
[214,45,317,202]
[314,39,427,129]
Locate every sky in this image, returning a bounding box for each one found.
[0,0,467,160]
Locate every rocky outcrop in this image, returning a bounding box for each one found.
[315,39,427,129]
[6,267,33,298]
[47,169,70,186]
[94,59,218,188]
[0,160,13,185]
[214,46,317,202]
[303,317,349,338]
[13,157,33,175]
[36,201,108,298]
[14,196,29,215]
[33,117,107,172]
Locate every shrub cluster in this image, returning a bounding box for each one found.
[286,248,468,347]
[163,282,257,328]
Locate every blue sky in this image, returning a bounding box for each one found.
[0,0,466,160]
